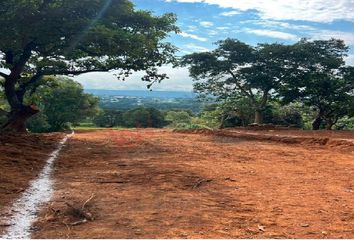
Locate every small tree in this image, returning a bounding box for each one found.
[27,77,99,132]
[93,109,124,128]
[217,97,257,128]
[0,0,178,132]
[165,110,192,127]
[181,39,291,124]
[122,107,166,128]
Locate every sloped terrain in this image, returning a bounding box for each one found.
[21,129,354,238]
[0,132,64,231]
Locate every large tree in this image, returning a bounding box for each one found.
[181,39,291,124]
[281,39,353,130]
[0,0,178,132]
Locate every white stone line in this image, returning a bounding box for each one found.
[1,132,74,239]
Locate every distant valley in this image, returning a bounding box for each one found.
[84,89,203,112]
[84,89,197,99]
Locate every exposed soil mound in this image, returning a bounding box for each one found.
[175,129,354,150]
[173,128,215,135]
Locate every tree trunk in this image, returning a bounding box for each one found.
[1,105,39,133]
[325,116,338,130]
[325,122,334,130]
[218,114,226,129]
[254,110,263,124]
[312,109,324,130]
[241,118,247,127]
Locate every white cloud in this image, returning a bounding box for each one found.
[74,65,193,91]
[179,32,208,42]
[241,19,316,31]
[186,25,198,33]
[200,21,214,27]
[345,54,354,65]
[311,30,354,45]
[207,30,219,36]
[245,29,299,41]
[165,0,354,23]
[216,26,230,31]
[240,20,354,45]
[220,10,241,17]
[184,43,210,52]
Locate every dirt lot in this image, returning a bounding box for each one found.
[1,129,354,238]
[0,133,64,215]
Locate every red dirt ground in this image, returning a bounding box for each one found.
[0,132,64,229]
[1,129,354,238]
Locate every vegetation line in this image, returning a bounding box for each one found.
[0,132,74,239]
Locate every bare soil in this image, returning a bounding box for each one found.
[1,129,354,238]
[0,132,64,232]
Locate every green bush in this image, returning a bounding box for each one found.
[165,110,192,127]
[335,117,354,130]
[93,109,123,128]
[263,103,304,127]
[26,113,51,133]
[26,77,100,132]
[122,107,166,128]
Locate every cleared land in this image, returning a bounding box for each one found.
[1,129,354,238]
[0,133,64,213]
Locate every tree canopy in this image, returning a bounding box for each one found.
[181,38,292,124]
[0,0,178,132]
[181,38,354,129]
[281,39,354,129]
[27,76,99,132]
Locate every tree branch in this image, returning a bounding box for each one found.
[0,108,8,116]
[5,41,36,109]
[260,89,270,108]
[0,72,9,79]
[227,70,257,105]
[9,41,36,80]
[44,68,112,76]
[16,72,44,102]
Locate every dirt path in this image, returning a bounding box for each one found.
[27,129,354,238]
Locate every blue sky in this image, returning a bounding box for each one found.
[76,0,354,91]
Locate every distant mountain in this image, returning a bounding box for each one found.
[84,89,197,99]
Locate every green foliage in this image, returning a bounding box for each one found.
[182,38,353,129]
[0,88,8,126]
[0,0,178,78]
[262,102,304,127]
[0,0,178,132]
[26,112,51,133]
[335,117,354,130]
[165,110,192,127]
[192,104,221,128]
[99,97,202,113]
[122,107,166,128]
[220,98,255,127]
[281,39,353,129]
[181,38,295,124]
[178,123,211,130]
[93,109,124,128]
[26,77,100,132]
[188,100,304,129]
[91,108,195,129]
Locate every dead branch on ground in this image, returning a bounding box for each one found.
[193,179,212,189]
[65,193,95,225]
